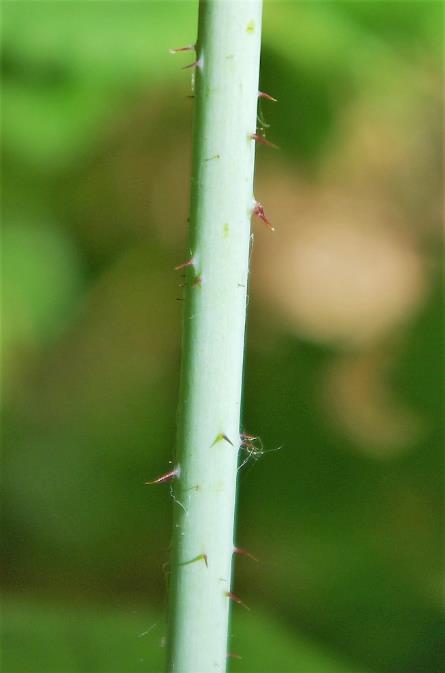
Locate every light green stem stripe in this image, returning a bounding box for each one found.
[167,1,263,672]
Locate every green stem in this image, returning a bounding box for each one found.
[167,1,263,672]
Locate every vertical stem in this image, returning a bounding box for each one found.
[168,1,263,672]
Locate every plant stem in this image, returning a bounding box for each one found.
[167,1,263,671]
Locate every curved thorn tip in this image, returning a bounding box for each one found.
[145,467,179,485]
[233,546,259,562]
[174,257,194,271]
[258,90,277,102]
[212,433,234,447]
[182,58,201,70]
[225,591,250,611]
[169,44,195,54]
[250,133,279,149]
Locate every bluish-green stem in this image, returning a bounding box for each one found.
[167,2,263,672]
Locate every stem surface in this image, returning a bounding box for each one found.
[168,2,263,672]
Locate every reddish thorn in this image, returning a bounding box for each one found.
[174,257,194,271]
[169,44,195,54]
[250,133,279,149]
[182,58,201,70]
[252,202,274,231]
[145,467,179,485]
[258,90,277,102]
[227,653,243,660]
[233,546,259,562]
[225,591,250,611]
[191,274,202,288]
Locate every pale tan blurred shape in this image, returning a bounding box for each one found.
[254,178,427,348]
[322,352,424,456]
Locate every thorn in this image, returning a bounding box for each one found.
[211,433,234,447]
[182,58,201,70]
[233,546,259,562]
[252,202,274,231]
[225,591,250,610]
[227,653,243,660]
[174,257,194,271]
[191,274,202,288]
[250,133,279,149]
[179,553,208,568]
[258,90,277,102]
[169,44,195,54]
[145,467,179,485]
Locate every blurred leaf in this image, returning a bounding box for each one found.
[2,597,164,673]
[260,0,441,168]
[1,78,112,168]
[1,1,197,167]
[240,324,444,673]
[2,219,83,354]
[231,609,367,673]
[2,597,367,673]
[334,0,443,52]
[1,1,197,83]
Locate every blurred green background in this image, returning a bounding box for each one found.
[1,1,443,672]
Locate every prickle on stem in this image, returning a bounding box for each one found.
[258,90,277,102]
[227,653,243,660]
[233,546,259,562]
[145,467,179,485]
[174,257,195,271]
[250,133,279,149]
[182,57,202,71]
[211,433,234,447]
[169,44,196,54]
[252,202,274,231]
[225,591,250,611]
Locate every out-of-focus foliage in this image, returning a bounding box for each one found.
[3,597,368,673]
[1,2,443,673]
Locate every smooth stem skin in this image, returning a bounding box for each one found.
[167,2,263,672]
